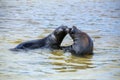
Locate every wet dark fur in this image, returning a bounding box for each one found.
[62,26,93,56]
[10,25,69,51]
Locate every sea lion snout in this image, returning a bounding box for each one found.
[68,26,77,34]
[69,28,74,34]
[69,28,72,32]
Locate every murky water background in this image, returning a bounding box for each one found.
[0,0,120,80]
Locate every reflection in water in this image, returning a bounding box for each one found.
[50,50,93,72]
[0,0,120,80]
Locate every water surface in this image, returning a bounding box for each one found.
[0,0,120,80]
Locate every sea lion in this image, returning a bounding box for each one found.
[62,26,93,56]
[10,25,69,51]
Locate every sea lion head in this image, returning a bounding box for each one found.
[53,25,69,45]
[69,26,82,39]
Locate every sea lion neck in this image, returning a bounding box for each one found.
[55,32,67,45]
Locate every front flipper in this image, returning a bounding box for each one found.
[16,42,34,49]
[10,42,34,51]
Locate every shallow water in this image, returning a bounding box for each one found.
[0,0,120,80]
